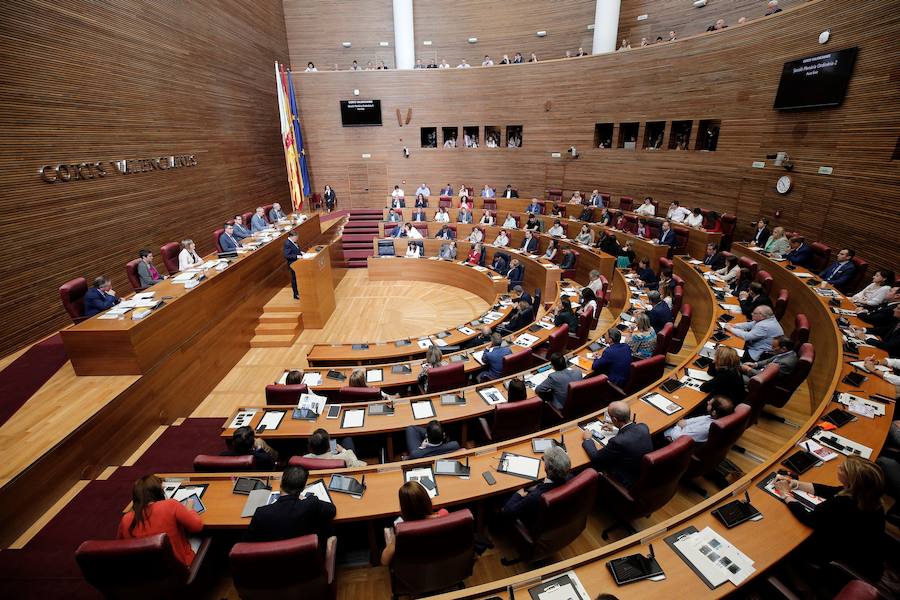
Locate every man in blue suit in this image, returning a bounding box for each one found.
[83,275,120,317]
[250,207,269,232]
[506,258,524,290]
[725,305,784,361]
[479,334,512,381]
[785,237,814,269]
[232,214,252,240]
[819,248,857,289]
[581,401,652,487]
[520,230,539,254]
[268,202,286,222]
[526,199,542,214]
[646,291,674,332]
[284,231,301,299]
[591,329,631,388]
[657,221,677,248]
[458,207,473,223]
[219,224,242,252]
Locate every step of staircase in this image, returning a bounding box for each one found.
[254,321,299,335]
[259,312,303,324]
[343,249,374,260]
[342,233,379,242]
[250,333,300,348]
[347,259,369,268]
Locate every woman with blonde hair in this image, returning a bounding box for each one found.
[177,239,203,271]
[626,313,657,358]
[699,346,746,403]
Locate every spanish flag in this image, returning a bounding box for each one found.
[275,61,304,212]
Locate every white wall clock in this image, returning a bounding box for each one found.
[776,175,792,194]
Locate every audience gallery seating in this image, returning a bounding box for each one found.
[229,534,337,600]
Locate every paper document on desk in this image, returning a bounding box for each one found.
[529,571,590,600]
[798,439,838,462]
[687,368,713,382]
[811,430,873,459]
[457,326,475,335]
[472,350,485,365]
[302,480,332,504]
[525,369,551,388]
[688,259,703,265]
[366,369,383,384]
[641,392,682,415]
[411,400,436,420]
[341,409,365,428]
[229,410,257,429]
[583,420,618,446]
[483,311,504,322]
[673,526,756,586]
[432,337,448,347]
[97,312,122,319]
[301,372,323,386]
[259,410,285,430]
[535,320,554,330]
[302,252,317,259]
[133,292,156,300]
[793,272,815,278]
[500,453,541,479]
[837,392,885,416]
[298,392,327,415]
[561,287,578,294]
[172,272,195,282]
[477,387,506,405]
[241,489,280,517]
[405,467,439,499]
[513,333,540,348]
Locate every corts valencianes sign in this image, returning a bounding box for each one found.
[39,155,198,183]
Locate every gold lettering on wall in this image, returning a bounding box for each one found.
[38,155,198,183]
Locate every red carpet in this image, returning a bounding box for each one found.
[319,209,349,223]
[0,334,68,427]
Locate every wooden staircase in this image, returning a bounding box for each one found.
[250,290,304,347]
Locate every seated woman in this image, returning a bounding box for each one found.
[547,220,566,237]
[763,226,790,256]
[569,190,583,204]
[118,475,203,567]
[657,269,675,306]
[414,193,428,208]
[852,269,894,308]
[579,287,599,321]
[549,204,563,218]
[553,298,579,335]
[701,346,746,403]
[635,219,649,238]
[405,241,421,258]
[703,210,723,233]
[544,239,559,261]
[468,227,484,244]
[434,207,450,223]
[626,313,657,358]
[634,257,658,288]
[439,240,457,260]
[466,242,483,265]
[774,456,885,582]
[502,213,517,229]
[575,224,594,245]
[731,267,752,295]
[507,378,528,402]
[349,369,393,400]
[493,229,510,247]
[716,255,741,284]
[619,240,636,266]
[417,346,447,392]
[381,481,450,565]
[177,239,203,271]
[479,210,495,226]
[404,223,423,239]
[686,207,704,228]
[598,208,612,226]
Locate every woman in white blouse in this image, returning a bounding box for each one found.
[404,223,423,239]
[716,255,741,283]
[493,230,510,247]
[685,207,705,228]
[177,239,203,271]
[480,210,495,226]
[502,213,517,229]
[434,207,450,223]
[569,191,583,204]
[575,225,594,245]
[405,241,421,258]
[468,227,484,244]
[852,269,894,307]
[634,198,656,217]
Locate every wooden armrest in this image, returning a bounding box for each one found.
[325,536,338,585]
[186,536,212,586]
[477,417,493,442]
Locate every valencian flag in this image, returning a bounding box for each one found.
[275,61,304,212]
[286,68,311,199]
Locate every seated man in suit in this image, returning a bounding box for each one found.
[656,221,677,248]
[440,183,453,196]
[536,352,583,410]
[559,249,576,270]
[507,258,524,290]
[512,285,532,306]
[819,248,857,289]
[479,333,512,381]
[852,303,900,358]
[703,243,726,270]
[646,291,674,332]
[725,305,784,361]
[136,249,164,288]
[232,214,253,240]
[458,206,474,223]
[526,198,542,214]
[581,401,652,487]
[436,224,455,240]
[219,224,242,252]
[501,445,572,526]
[304,428,366,467]
[785,237,814,269]
[520,230,539,253]
[404,420,460,459]
[664,395,734,443]
[84,275,121,317]
[499,299,535,334]
[741,335,797,383]
[268,202,286,222]
[221,426,277,470]
[250,206,269,232]
[411,207,427,222]
[490,252,509,275]
[858,286,899,327]
[387,208,402,222]
[246,465,336,543]
[738,282,773,318]
[591,329,632,388]
[502,184,518,199]
[439,241,457,260]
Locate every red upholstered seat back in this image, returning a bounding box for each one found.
[671,225,689,253]
[845,257,869,294]
[626,355,665,394]
[769,343,815,409]
[686,403,751,479]
[261,204,274,223]
[502,349,533,376]
[653,322,674,357]
[242,211,254,227]
[288,456,346,470]
[745,363,780,425]
[809,241,831,271]
[213,228,225,253]
[489,397,543,442]
[618,196,633,211]
[773,288,790,321]
[160,242,181,275]
[738,256,758,278]
[566,312,590,350]
[756,270,774,295]
[670,303,692,354]
[392,509,475,597]
[230,534,331,600]
[529,468,599,560]
[264,384,308,405]
[535,323,569,359]
[792,313,810,346]
[835,579,881,600]
[658,256,673,273]
[193,454,255,472]
[125,259,145,292]
[564,374,614,419]
[426,362,466,392]
[671,285,684,315]
[630,436,694,514]
[60,277,88,322]
[336,386,382,403]
[76,533,190,599]
[719,214,737,249]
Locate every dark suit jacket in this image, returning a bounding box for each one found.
[554,310,578,335]
[482,346,512,378]
[219,232,241,252]
[408,440,461,459]
[658,229,677,247]
[283,239,300,265]
[820,261,857,289]
[648,302,674,332]
[700,366,747,403]
[503,190,519,198]
[505,305,535,331]
[84,287,119,317]
[507,265,524,285]
[859,302,898,328]
[501,475,571,527]
[591,343,632,387]
[752,227,771,248]
[246,494,336,543]
[521,237,538,253]
[870,320,900,358]
[636,267,658,289]
[786,244,814,268]
[739,292,772,318]
[436,228,455,240]
[582,422,652,487]
[704,252,726,270]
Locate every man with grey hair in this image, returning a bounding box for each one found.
[500,445,572,526]
[724,304,784,361]
[587,269,604,295]
[581,400,652,487]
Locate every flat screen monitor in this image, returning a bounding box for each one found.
[773,47,857,110]
[340,100,382,126]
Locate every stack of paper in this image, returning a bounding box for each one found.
[583,420,618,446]
[525,369,551,388]
[301,372,323,386]
[514,333,540,347]
[477,387,506,405]
[641,392,682,415]
[172,272,195,283]
[298,392,327,415]
[673,526,756,586]
[229,410,257,429]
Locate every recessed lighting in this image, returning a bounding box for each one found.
[342,41,351,48]
[467,37,478,43]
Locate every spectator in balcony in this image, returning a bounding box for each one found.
[377,60,388,69]
[350,60,360,71]
[482,55,494,67]
[529,52,538,62]
[712,19,728,31]
[499,54,510,65]
[618,39,631,51]
[668,30,677,41]
[365,61,375,70]
[414,58,424,69]
[576,47,587,57]
[457,59,470,68]
[305,62,317,72]
[765,0,782,15]
[426,58,437,68]
[640,37,649,47]
[513,52,524,64]
[438,58,450,68]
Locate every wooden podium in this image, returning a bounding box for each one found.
[292,244,335,328]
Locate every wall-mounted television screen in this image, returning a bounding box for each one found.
[340,100,382,126]
[773,47,857,110]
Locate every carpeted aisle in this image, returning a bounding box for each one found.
[0,334,68,427]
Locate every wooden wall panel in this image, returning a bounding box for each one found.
[294,0,900,274]
[0,1,291,357]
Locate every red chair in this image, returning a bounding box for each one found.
[242,211,254,228]
[76,533,211,600]
[809,242,832,272]
[745,364,781,425]
[670,303,692,354]
[844,256,869,294]
[625,355,665,394]
[230,534,336,600]
[310,192,322,211]
[738,256,758,279]
[756,270,774,295]
[682,404,752,496]
[719,213,737,249]
[671,285,684,315]
[425,362,466,392]
[773,289,790,321]
[193,454,255,472]
[413,223,428,237]
[622,214,638,234]
[388,509,475,597]
[598,275,610,295]
[618,196,634,212]
[566,313,590,350]
[213,228,225,253]
[504,469,599,565]
[835,580,881,600]
[160,242,181,275]
[767,343,815,409]
[502,349,533,376]
[658,256,673,273]
[479,397,543,443]
[653,322,674,357]
[288,456,346,470]
[792,313,810,346]
[671,225,689,255]
[483,198,497,212]
[560,250,578,280]
[599,436,694,539]
[532,324,569,362]
[335,386,382,403]
[543,374,619,425]
[125,259,147,293]
[546,188,562,203]
[261,204,274,223]
[59,277,88,323]
[265,384,309,405]
[438,195,452,208]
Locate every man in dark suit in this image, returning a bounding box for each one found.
[479,333,512,380]
[819,248,857,290]
[646,291,674,332]
[526,199,541,214]
[741,335,797,384]
[500,299,535,334]
[436,224,455,240]
[859,304,900,358]
[221,426,277,470]
[581,401,652,487]
[502,185,518,199]
[859,287,899,327]
[507,259,524,290]
[219,224,242,252]
[501,446,571,526]
[520,230,539,253]
[750,218,770,248]
[703,243,726,270]
[591,329,631,388]
[738,282,773,318]
[284,231,301,299]
[785,237,814,269]
[405,420,461,459]
[246,465,336,543]
[232,214,252,240]
[83,276,120,317]
[657,221,677,248]
[512,285,532,306]
[268,202,286,222]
